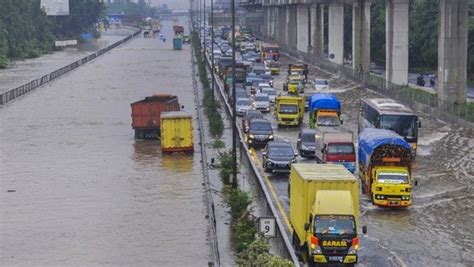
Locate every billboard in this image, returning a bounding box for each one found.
[41,0,70,16]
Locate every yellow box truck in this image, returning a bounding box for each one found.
[160,111,194,153]
[275,95,304,126]
[289,164,366,266]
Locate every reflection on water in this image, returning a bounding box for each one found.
[0,16,211,266]
[161,153,194,174]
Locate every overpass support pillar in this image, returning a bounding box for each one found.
[311,4,324,59]
[270,7,277,39]
[297,5,309,53]
[438,0,469,104]
[386,0,409,86]
[352,0,372,74]
[276,6,288,45]
[328,1,345,65]
[288,6,298,49]
[264,7,270,38]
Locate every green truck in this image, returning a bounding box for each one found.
[289,164,366,266]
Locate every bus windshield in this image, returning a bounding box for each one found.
[380,115,417,139]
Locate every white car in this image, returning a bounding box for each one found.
[261,87,277,103]
[257,83,272,93]
[253,93,271,112]
[236,98,252,116]
[314,78,329,90]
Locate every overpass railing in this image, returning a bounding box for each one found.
[0,29,141,106]
[262,39,473,126]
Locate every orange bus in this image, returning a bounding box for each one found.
[260,43,280,61]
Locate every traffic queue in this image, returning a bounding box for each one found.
[203,25,420,266]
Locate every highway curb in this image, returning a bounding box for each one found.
[202,50,301,266]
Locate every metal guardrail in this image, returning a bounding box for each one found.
[198,43,301,266]
[191,42,221,267]
[0,29,141,105]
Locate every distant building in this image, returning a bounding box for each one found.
[41,0,70,16]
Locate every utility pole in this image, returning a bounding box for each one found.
[211,0,215,110]
[231,0,237,189]
[204,0,206,55]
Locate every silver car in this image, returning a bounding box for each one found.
[253,93,271,112]
[261,87,277,103]
[314,78,329,90]
[236,98,252,116]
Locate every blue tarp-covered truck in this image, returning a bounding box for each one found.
[358,128,415,207]
[309,93,342,128]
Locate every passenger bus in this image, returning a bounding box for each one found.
[358,98,421,155]
[260,43,279,62]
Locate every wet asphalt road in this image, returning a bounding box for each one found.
[230,54,473,266]
[0,17,212,266]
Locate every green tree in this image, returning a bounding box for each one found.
[370,0,386,63]
[468,0,474,80]
[409,0,439,69]
[49,0,105,39]
[0,20,9,68]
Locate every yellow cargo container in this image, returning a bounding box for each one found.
[289,163,364,265]
[160,111,194,153]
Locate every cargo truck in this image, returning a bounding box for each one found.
[289,164,366,266]
[275,95,304,126]
[315,128,356,173]
[224,63,246,93]
[173,38,182,50]
[358,128,415,207]
[131,94,181,139]
[160,111,193,153]
[309,93,342,128]
[288,63,309,83]
[283,74,304,95]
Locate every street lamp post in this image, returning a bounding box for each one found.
[211,0,215,110]
[231,0,237,188]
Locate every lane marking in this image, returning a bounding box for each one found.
[251,148,292,232]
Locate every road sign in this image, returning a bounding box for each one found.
[258,217,276,238]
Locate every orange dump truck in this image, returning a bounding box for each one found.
[131,94,180,139]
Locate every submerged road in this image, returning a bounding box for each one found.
[0,18,212,266]
[214,50,473,266]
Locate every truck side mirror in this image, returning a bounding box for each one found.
[262,152,267,156]
[304,223,310,232]
[362,225,367,234]
[418,121,422,128]
[414,180,418,186]
[297,138,301,142]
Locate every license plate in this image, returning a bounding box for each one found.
[328,256,343,262]
[278,164,287,168]
[389,201,399,205]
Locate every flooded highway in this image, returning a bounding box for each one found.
[0,17,212,266]
[217,53,473,266]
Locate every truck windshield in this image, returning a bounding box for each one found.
[314,215,356,236]
[317,115,340,126]
[279,104,298,114]
[378,173,409,184]
[327,144,354,155]
[380,115,417,139]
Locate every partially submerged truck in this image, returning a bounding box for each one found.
[131,94,181,139]
[160,111,193,153]
[289,164,366,266]
[309,93,343,128]
[275,95,305,126]
[358,128,416,207]
[288,63,309,83]
[284,74,304,95]
[315,128,356,173]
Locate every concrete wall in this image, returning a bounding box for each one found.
[328,1,344,65]
[296,5,309,53]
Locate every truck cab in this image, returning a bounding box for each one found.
[371,166,412,206]
[315,128,356,173]
[275,95,304,126]
[309,93,342,128]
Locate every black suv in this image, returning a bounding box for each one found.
[262,141,297,173]
[296,129,316,158]
[246,119,274,148]
[242,110,264,133]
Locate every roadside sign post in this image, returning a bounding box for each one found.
[258,217,277,238]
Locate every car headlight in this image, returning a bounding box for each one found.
[268,135,274,140]
[249,134,255,139]
[312,246,322,254]
[301,145,308,150]
[348,246,358,255]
